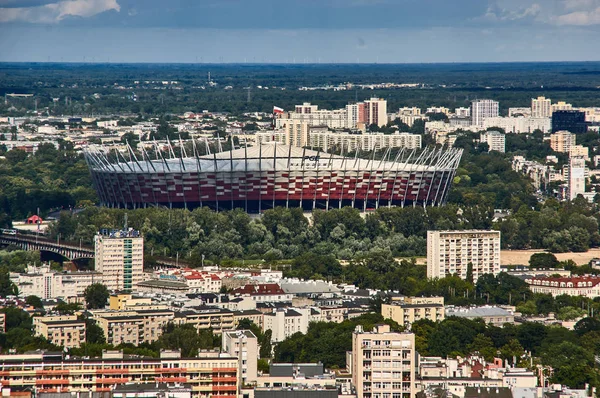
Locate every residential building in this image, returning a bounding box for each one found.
[254,363,336,390]
[471,100,499,127]
[482,116,551,134]
[568,156,586,200]
[175,307,235,334]
[282,120,310,148]
[263,308,310,342]
[552,101,573,112]
[137,279,190,294]
[365,98,388,127]
[531,96,552,118]
[91,308,175,345]
[255,387,338,398]
[309,131,421,152]
[10,264,102,300]
[231,284,293,303]
[480,131,505,153]
[0,350,237,397]
[508,107,532,117]
[445,306,515,326]
[427,230,501,282]
[33,315,86,349]
[552,110,587,134]
[569,144,590,160]
[276,103,349,130]
[94,229,143,291]
[381,297,445,328]
[351,324,416,398]
[222,330,258,386]
[234,309,264,328]
[550,130,575,153]
[524,276,600,298]
[427,107,450,115]
[455,107,471,118]
[112,383,193,398]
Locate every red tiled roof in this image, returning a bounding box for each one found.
[231,283,285,295]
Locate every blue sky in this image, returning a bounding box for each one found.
[0,0,599,63]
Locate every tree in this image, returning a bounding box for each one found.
[84,283,109,309]
[529,253,559,269]
[574,317,600,337]
[85,319,106,344]
[158,323,218,357]
[466,262,474,284]
[25,295,43,309]
[55,302,82,315]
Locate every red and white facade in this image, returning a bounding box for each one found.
[524,276,600,298]
[84,142,462,212]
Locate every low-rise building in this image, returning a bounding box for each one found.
[263,308,310,343]
[33,315,86,349]
[91,308,175,345]
[231,284,293,304]
[524,276,600,298]
[175,307,235,334]
[382,297,445,328]
[10,265,102,300]
[446,306,515,326]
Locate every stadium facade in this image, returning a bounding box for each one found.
[84,142,463,212]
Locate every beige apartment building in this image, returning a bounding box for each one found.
[531,96,552,118]
[222,330,258,386]
[550,130,575,153]
[91,308,175,345]
[175,308,235,334]
[381,297,445,328]
[427,230,501,282]
[34,315,86,349]
[94,229,143,291]
[283,120,310,148]
[351,324,416,398]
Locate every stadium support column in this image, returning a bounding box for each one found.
[312,149,322,210]
[272,143,277,210]
[351,148,362,209]
[244,141,249,213]
[230,137,235,210]
[213,145,219,213]
[126,142,146,209]
[325,151,335,210]
[387,148,405,208]
[155,140,174,209]
[375,148,391,209]
[338,142,349,209]
[299,147,307,210]
[114,149,136,209]
[427,149,451,207]
[285,143,292,209]
[192,139,204,209]
[401,149,418,208]
[140,145,159,207]
[258,144,263,213]
[413,148,436,208]
[363,149,377,212]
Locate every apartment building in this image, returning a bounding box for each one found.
[10,264,102,300]
[569,156,586,200]
[381,297,445,328]
[470,100,499,127]
[309,131,421,152]
[427,230,501,282]
[222,330,258,386]
[351,324,416,398]
[282,120,310,148]
[91,308,175,345]
[479,131,505,153]
[445,306,515,326]
[33,315,86,349]
[524,276,600,298]
[365,98,388,127]
[550,130,575,153]
[263,308,310,342]
[0,350,237,397]
[94,229,143,291]
[531,96,552,118]
[482,116,551,134]
[231,284,293,303]
[175,307,235,334]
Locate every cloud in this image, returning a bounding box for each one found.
[0,0,120,23]
[555,6,600,24]
[481,3,542,22]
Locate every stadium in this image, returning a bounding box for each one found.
[84,142,463,212]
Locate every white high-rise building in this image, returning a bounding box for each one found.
[282,120,310,147]
[365,97,388,127]
[568,156,586,200]
[480,130,505,153]
[94,229,144,291]
[427,230,501,282]
[351,324,416,398]
[471,99,499,127]
[222,330,258,386]
[531,96,552,118]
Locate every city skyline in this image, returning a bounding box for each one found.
[1,0,600,63]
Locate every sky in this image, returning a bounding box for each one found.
[0,0,600,63]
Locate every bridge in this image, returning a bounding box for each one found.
[0,233,94,260]
[0,231,187,267]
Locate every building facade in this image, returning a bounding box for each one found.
[471,100,499,127]
[568,156,586,200]
[351,324,416,398]
[550,130,575,153]
[531,96,552,118]
[524,276,600,298]
[381,297,445,328]
[479,131,505,153]
[222,330,258,386]
[94,229,143,291]
[33,316,86,349]
[552,110,587,134]
[427,230,501,282]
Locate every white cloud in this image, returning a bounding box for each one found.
[563,0,598,10]
[0,0,120,23]
[555,6,600,24]
[479,3,542,22]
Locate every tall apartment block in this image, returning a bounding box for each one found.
[365,97,388,127]
[94,229,143,291]
[568,156,586,200]
[222,330,258,387]
[470,99,499,127]
[531,96,552,118]
[351,324,416,398]
[480,130,505,153]
[550,130,575,153]
[427,230,501,282]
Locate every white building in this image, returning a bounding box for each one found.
[276,103,348,130]
[482,116,551,134]
[568,156,586,200]
[351,324,416,398]
[222,330,258,385]
[524,276,600,298]
[94,229,144,291]
[309,131,422,152]
[471,99,499,127]
[531,96,552,118]
[365,98,388,127]
[10,265,102,300]
[480,131,505,153]
[427,230,501,282]
[263,308,310,342]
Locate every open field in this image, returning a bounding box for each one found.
[501,249,600,266]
